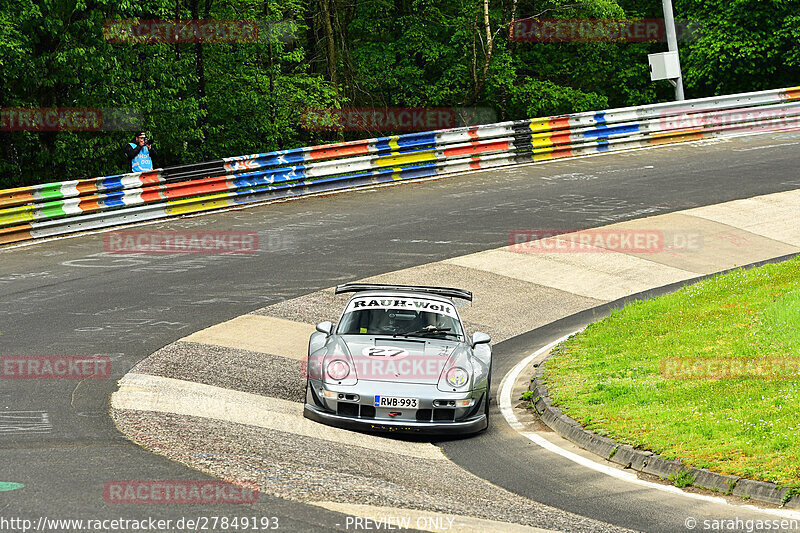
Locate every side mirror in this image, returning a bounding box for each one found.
[315,321,333,336]
[471,332,491,349]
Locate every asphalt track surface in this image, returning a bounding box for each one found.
[2,132,800,531]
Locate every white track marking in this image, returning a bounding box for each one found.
[112,373,445,461]
[498,333,800,520]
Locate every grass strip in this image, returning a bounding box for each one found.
[544,256,800,486]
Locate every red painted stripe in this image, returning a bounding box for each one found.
[443,140,509,157]
[551,133,572,145]
[162,175,231,199]
[309,144,371,160]
[139,172,162,186]
[550,117,571,130]
[141,190,164,203]
[467,128,479,140]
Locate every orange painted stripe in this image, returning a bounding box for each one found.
[0,190,35,208]
[0,224,33,245]
[76,181,98,195]
[650,132,705,145]
[784,87,800,100]
[651,128,704,138]
[77,198,101,212]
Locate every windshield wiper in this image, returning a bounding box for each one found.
[393,327,459,339]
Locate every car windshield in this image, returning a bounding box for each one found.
[337,296,463,339]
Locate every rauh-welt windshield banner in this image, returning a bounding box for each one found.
[344,297,458,318]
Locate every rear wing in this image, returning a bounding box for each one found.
[334,283,473,302]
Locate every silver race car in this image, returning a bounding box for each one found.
[303,283,492,435]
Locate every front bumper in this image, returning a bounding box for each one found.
[304,403,487,435]
[304,379,488,435]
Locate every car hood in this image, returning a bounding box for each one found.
[339,335,466,385]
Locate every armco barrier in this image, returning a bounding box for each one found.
[2,86,799,245]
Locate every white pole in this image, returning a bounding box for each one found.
[662,0,685,100]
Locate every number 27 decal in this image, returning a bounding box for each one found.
[362,347,409,359]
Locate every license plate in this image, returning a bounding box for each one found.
[374,395,418,409]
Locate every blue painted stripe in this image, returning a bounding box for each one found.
[101,192,126,207]
[582,124,640,139]
[99,177,124,191]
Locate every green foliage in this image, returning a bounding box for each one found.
[668,469,696,488]
[1,0,796,188]
[521,390,534,401]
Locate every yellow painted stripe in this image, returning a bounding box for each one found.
[392,167,404,180]
[388,136,401,151]
[530,132,554,149]
[529,118,553,133]
[375,151,437,167]
[165,192,231,215]
[0,206,36,226]
[533,151,555,162]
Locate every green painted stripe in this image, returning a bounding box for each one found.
[37,183,67,200]
[0,482,24,492]
[39,202,67,219]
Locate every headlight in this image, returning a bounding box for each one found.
[327,359,350,380]
[445,366,469,388]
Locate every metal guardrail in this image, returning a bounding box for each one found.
[2,86,799,245]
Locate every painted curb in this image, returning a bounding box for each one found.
[528,345,800,510]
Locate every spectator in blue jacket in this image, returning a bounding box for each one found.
[124,131,157,172]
